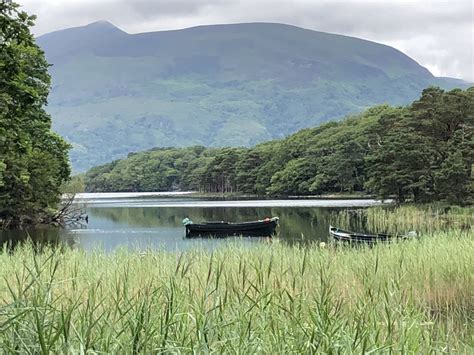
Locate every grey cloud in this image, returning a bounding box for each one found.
[20,0,474,81]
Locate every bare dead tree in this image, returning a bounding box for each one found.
[44,193,88,227]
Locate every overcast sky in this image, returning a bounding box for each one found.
[19,0,474,81]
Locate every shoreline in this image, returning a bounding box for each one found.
[67,191,382,201]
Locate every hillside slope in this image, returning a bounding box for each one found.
[37,21,468,171]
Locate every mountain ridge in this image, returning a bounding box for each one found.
[36,21,465,82]
[36,22,469,171]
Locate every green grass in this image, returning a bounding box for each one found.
[1,230,472,352]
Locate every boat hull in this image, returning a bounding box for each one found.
[329,226,406,244]
[186,218,278,238]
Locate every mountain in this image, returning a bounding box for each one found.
[37,21,469,171]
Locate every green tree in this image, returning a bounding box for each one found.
[201,148,244,193]
[365,87,473,203]
[82,87,472,205]
[0,1,70,227]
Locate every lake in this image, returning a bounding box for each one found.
[1,193,390,252]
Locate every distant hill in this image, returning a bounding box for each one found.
[37,21,470,171]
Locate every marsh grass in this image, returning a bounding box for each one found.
[332,205,473,235]
[0,230,472,353]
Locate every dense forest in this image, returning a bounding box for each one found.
[0,2,70,228]
[85,87,473,204]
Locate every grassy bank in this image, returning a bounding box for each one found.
[1,231,472,353]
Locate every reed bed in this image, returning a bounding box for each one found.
[0,231,473,353]
[333,205,473,235]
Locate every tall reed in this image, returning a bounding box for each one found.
[332,205,473,235]
[0,230,472,353]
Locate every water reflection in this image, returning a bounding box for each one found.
[1,196,387,252]
[0,227,76,252]
[89,206,339,240]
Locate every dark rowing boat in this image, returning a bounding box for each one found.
[329,225,412,244]
[183,217,279,237]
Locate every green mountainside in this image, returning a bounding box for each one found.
[37,21,469,171]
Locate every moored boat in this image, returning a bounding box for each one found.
[183,217,279,237]
[329,225,412,243]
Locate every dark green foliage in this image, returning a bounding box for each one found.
[365,87,473,204]
[86,147,205,192]
[0,1,70,227]
[36,21,471,172]
[84,88,473,204]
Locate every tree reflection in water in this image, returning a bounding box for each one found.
[89,206,369,244]
[0,227,76,253]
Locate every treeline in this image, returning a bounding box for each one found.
[85,87,474,204]
[0,2,70,228]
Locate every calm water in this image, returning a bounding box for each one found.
[1,193,390,252]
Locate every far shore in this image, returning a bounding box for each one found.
[65,192,393,208]
[70,191,196,199]
[65,191,382,201]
